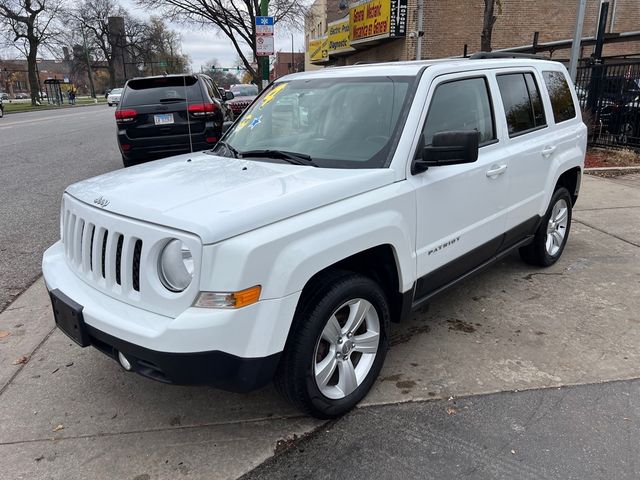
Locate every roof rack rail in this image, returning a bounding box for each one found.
[469,52,549,60]
[353,60,387,65]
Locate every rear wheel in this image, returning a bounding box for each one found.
[519,187,572,267]
[275,271,390,419]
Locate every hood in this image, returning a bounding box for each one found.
[66,153,395,244]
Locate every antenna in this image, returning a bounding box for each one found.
[184,74,194,154]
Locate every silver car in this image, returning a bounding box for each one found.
[107,88,123,106]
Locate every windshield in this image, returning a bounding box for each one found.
[111,88,123,94]
[231,85,258,97]
[218,76,413,168]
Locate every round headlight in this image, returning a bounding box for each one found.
[158,239,194,292]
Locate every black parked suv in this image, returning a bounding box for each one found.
[115,74,234,167]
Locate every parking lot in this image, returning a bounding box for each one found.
[1,106,639,479]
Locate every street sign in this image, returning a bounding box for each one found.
[256,36,274,56]
[255,16,274,36]
[158,61,167,67]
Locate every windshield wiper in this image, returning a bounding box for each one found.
[239,149,318,167]
[215,141,239,158]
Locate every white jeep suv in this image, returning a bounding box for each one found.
[43,55,586,418]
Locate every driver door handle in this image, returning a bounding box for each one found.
[486,164,507,178]
[542,146,557,157]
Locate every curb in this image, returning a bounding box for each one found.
[584,166,640,175]
[3,101,108,115]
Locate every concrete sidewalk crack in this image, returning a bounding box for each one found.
[0,413,309,446]
[0,325,56,398]
[573,218,640,248]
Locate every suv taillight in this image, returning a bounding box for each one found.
[115,109,137,123]
[188,103,217,116]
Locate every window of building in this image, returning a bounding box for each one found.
[543,71,577,123]
[497,72,547,136]
[423,77,495,145]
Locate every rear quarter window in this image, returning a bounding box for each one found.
[497,72,547,137]
[122,76,203,106]
[543,71,577,123]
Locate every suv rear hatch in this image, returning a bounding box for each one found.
[118,76,207,139]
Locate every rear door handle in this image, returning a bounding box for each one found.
[542,146,557,157]
[486,164,507,177]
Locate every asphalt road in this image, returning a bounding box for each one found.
[0,105,121,312]
[244,379,640,480]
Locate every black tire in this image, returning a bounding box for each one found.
[275,270,390,419]
[519,187,573,267]
[122,156,137,168]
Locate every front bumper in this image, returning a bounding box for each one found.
[42,241,300,391]
[84,323,280,391]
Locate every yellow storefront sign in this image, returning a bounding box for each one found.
[349,0,391,44]
[309,36,329,63]
[327,17,353,55]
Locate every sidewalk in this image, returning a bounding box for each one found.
[1,174,639,479]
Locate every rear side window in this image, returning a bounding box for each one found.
[423,77,495,145]
[497,73,547,136]
[203,77,221,100]
[122,76,203,106]
[543,71,576,123]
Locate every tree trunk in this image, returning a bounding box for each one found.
[27,41,40,106]
[481,0,496,52]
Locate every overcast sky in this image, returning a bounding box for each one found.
[1,1,305,72]
[123,1,305,71]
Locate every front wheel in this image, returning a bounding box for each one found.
[520,187,572,267]
[275,271,390,419]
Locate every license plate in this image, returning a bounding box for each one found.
[154,113,174,125]
[49,289,90,347]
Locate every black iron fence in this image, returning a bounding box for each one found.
[575,61,640,149]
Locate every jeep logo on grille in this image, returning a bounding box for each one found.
[93,196,110,208]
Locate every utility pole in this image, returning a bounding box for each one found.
[260,0,270,89]
[415,0,424,60]
[569,0,587,82]
[291,33,294,73]
[81,26,97,99]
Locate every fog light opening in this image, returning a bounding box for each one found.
[118,351,132,371]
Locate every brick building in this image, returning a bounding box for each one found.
[270,51,306,80]
[305,0,640,68]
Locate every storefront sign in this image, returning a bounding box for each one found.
[309,36,329,63]
[327,17,354,55]
[349,0,407,45]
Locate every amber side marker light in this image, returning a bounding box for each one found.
[194,286,262,309]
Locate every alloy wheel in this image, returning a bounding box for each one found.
[313,298,380,400]
[545,198,569,256]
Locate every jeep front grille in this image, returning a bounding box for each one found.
[63,209,143,295]
[59,194,202,318]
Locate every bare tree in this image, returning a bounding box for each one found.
[0,0,64,105]
[135,17,190,75]
[74,0,149,87]
[481,0,502,52]
[135,0,307,85]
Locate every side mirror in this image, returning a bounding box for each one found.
[224,91,235,101]
[222,121,233,133]
[412,130,479,174]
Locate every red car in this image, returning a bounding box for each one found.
[226,84,258,118]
